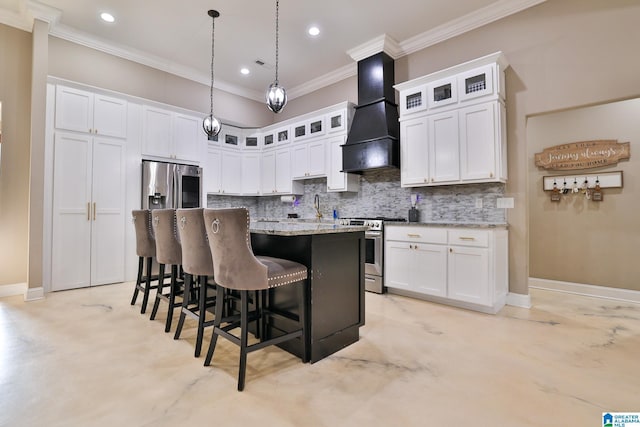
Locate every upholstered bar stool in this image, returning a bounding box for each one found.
[131,209,160,314]
[202,207,309,391]
[150,209,184,332]
[174,208,217,357]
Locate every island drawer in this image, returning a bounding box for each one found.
[385,226,447,244]
[448,229,489,247]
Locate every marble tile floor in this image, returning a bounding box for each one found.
[1,283,638,427]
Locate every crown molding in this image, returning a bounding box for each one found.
[347,34,403,61]
[27,0,61,25]
[399,0,547,56]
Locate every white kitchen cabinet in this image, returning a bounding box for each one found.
[429,110,460,184]
[172,113,202,163]
[326,135,359,192]
[395,52,508,187]
[204,147,222,194]
[291,138,326,179]
[261,148,303,195]
[448,245,489,304]
[400,116,430,186]
[51,132,126,291]
[142,105,202,163]
[241,152,261,195]
[385,225,508,313]
[385,241,447,297]
[459,101,505,182]
[55,85,127,138]
[220,149,242,195]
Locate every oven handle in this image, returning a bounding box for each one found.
[365,231,382,238]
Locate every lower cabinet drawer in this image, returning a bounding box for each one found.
[448,229,489,247]
[385,226,447,244]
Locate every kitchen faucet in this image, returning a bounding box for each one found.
[314,194,322,220]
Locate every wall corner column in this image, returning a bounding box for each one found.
[27,18,49,299]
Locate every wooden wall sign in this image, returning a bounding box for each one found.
[534,140,630,170]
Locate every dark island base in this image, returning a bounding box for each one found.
[250,231,365,363]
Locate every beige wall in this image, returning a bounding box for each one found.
[0,24,31,286]
[48,37,273,127]
[527,98,640,290]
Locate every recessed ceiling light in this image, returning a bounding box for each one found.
[100,12,115,23]
[308,26,320,36]
[240,68,250,75]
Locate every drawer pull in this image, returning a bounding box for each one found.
[459,237,476,241]
[407,233,421,238]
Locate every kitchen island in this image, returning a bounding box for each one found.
[250,221,366,363]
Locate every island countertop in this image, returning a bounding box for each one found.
[250,220,367,236]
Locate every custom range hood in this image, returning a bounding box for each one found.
[342,51,399,173]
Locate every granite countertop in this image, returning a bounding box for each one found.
[386,222,508,229]
[250,220,367,236]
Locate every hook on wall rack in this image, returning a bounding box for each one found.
[543,171,623,191]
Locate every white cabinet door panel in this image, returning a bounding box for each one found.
[400,117,429,186]
[91,138,125,286]
[384,241,413,290]
[55,86,93,134]
[173,113,201,162]
[429,111,459,183]
[308,139,326,177]
[51,133,93,291]
[261,150,277,194]
[241,153,261,195]
[459,103,496,181]
[448,246,489,305]
[413,244,448,297]
[221,150,242,195]
[204,148,222,194]
[142,106,172,158]
[93,94,127,138]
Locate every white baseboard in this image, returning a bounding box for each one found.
[529,277,640,304]
[506,292,532,308]
[24,286,45,301]
[0,283,27,298]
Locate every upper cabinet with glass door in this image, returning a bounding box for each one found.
[395,51,508,115]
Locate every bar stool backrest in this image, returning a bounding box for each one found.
[152,209,182,266]
[203,208,267,291]
[132,209,155,258]
[176,208,214,277]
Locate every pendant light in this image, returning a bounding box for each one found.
[266,0,287,113]
[203,9,221,139]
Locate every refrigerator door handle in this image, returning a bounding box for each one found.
[175,164,182,209]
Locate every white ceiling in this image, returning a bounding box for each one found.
[0,0,545,101]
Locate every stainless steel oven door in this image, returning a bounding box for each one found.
[364,230,382,277]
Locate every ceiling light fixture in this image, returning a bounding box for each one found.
[265,0,287,113]
[308,26,320,36]
[240,68,250,75]
[203,10,221,139]
[100,12,115,23]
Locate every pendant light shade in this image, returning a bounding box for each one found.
[266,0,287,113]
[203,10,221,139]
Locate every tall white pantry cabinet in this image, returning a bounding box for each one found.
[50,85,127,291]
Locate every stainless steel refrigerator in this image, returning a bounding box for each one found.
[142,160,202,210]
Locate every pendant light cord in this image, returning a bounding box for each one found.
[210,14,215,116]
[274,0,279,85]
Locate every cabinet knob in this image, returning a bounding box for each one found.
[489,172,494,178]
[424,178,427,183]
[449,248,453,253]
[431,178,434,183]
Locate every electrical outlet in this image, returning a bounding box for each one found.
[496,197,515,209]
[475,198,483,208]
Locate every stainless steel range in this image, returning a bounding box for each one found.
[339,217,406,293]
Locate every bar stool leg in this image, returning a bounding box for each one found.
[298,281,309,363]
[131,256,144,305]
[140,256,153,314]
[204,286,225,366]
[238,290,249,391]
[150,263,165,321]
[174,273,192,340]
[165,264,179,333]
[194,275,208,357]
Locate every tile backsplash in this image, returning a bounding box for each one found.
[207,169,506,224]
